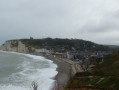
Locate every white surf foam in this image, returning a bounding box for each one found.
[0,51,58,90]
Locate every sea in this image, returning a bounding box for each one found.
[0,51,58,90]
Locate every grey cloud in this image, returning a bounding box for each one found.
[0,0,119,45]
[78,21,119,34]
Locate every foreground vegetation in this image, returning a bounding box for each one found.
[65,72,119,89]
[65,52,119,90]
[92,51,119,75]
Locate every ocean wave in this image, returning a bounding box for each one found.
[0,51,58,90]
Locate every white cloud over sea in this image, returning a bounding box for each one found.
[0,0,119,45]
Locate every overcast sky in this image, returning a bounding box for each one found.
[0,0,119,45]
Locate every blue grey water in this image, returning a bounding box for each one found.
[0,51,57,90]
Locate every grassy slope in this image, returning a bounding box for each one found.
[92,52,119,75]
[65,52,119,89]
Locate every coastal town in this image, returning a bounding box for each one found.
[34,47,113,71]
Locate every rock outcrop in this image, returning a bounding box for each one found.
[0,40,34,53]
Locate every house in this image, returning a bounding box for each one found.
[67,51,75,60]
[35,48,54,55]
[53,52,67,58]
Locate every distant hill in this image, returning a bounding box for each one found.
[20,38,111,51]
[107,45,119,49]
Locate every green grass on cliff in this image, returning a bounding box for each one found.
[65,73,119,89]
[91,52,119,76]
[65,52,119,89]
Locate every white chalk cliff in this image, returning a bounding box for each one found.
[0,40,34,53]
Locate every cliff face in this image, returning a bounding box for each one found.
[0,40,34,53]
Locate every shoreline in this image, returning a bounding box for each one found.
[0,51,59,90]
[44,55,72,90]
[40,54,84,90]
[0,51,82,90]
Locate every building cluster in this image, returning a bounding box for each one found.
[34,48,113,71]
[35,48,112,62]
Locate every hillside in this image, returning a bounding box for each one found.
[107,45,119,49]
[20,38,110,51]
[91,52,119,75]
[65,52,119,89]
